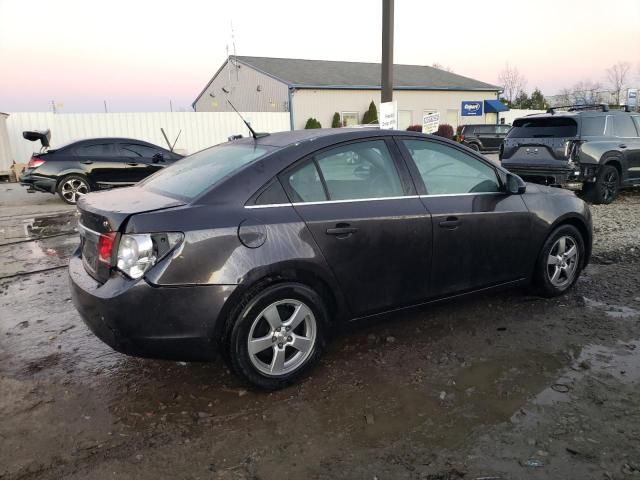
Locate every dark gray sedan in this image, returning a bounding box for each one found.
[70,129,592,389]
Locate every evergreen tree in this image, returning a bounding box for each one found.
[529,88,548,110]
[304,118,322,129]
[331,112,341,128]
[362,101,378,124]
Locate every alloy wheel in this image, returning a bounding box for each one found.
[600,170,618,203]
[61,178,89,203]
[247,299,317,376]
[546,235,579,288]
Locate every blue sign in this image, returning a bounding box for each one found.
[461,101,483,116]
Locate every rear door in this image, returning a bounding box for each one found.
[397,137,532,296]
[118,142,167,182]
[475,125,500,149]
[612,115,640,182]
[74,142,129,185]
[280,138,433,317]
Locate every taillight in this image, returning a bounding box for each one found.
[27,156,46,168]
[460,134,465,141]
[98,232,117,264]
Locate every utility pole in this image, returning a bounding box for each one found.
[381,0,394,103]
[51,100,57,114]
[104,100,108,113]
[169,99,174,112]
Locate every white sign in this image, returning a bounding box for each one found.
[422,112,440,134]
[627,88,638,109]
[379,101,398,130]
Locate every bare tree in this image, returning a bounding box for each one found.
[570,80,604,105]
[607,61,631,105]
[498,63,527,104]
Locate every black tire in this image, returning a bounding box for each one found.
[468,143,480,152]
[582,164,620,204]
[56,174,91,205]
[533,224,585,297]
[224,282,328,390]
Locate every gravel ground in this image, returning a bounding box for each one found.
[0,185,639,480]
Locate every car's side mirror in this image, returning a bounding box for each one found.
[506,173,526,195]
[152,153,164,163]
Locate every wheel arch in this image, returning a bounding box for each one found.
[55,170,92,190]
[548,214,592,268]
[600,153,625,180]
[214,261,349,349]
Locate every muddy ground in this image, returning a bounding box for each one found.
[1,184,639,480]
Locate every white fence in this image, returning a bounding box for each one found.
[499,109,546,125]
[4,111,291,166]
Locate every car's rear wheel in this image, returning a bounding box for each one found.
[533,224,584,297]
[225,282,328,390]
[468,143,480,152]
[57,174,91,204]
[583,164,619,204]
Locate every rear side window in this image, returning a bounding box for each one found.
[77,144,116,157]
[315,140,404,200]
[140,144,272,200]
[508,117,578,138]
[474,126,492,134]
[580,117,606,136]
[287,161,327,203]
[496,125,511,134]
[633,117,640,135]
[402,139,500,195]
[612,115,639,137]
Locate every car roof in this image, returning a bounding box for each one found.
[230,128,425,149]
[520,109,635,120]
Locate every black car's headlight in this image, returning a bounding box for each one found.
[116,232,183,279]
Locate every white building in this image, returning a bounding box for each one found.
[193,56,507,130]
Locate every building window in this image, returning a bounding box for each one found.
[398,110,412,130]
[341,112,359,127]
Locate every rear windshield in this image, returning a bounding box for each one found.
[140,143,273,200]
[508,117,578,138]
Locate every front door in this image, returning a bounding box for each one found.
[397,137,532,296]
[118,143,166,182]
[622,116,640,181]
[280,139,433,317]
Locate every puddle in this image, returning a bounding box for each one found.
[582,296,640,319]
[0,234,79,278]
[532,339,640,407]
[0,211,78,246]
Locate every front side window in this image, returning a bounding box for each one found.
[612,115,639,137]
[496,125,511,134]
[121,143,159,158]
[402,139,500,195]
[141,143,272,200]
[315,140,404,200]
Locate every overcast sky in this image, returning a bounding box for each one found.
[1,0,639,113]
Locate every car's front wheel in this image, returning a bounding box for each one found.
[57,174,91,204]
[533,224,584,297]
[225,282,328,390]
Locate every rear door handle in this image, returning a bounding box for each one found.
[126,162,139,166]
[619,144,627,149]
[326,224,358,236]
[81,160,93,165]
[439,217,461,229]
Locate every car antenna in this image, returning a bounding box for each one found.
[227,100,269,139]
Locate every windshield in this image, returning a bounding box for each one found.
[140,143,273,200]
[508,117,578,138]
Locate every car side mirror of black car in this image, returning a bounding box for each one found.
[506,173,526,195]
[152,153,164,163]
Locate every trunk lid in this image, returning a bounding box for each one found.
[501,116,578,164]
[76,186,185,282]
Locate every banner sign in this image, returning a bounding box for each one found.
[461,101,483,116]
[380,101,398,129]
[627,88,638,109]
[422,112,440,134]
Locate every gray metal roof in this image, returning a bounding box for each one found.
[235,56,500,91]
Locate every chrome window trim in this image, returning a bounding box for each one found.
[77,222,102,238]
[244,191,502,209]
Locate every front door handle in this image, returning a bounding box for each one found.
[126,162,139,166]
[81,160,93,165]
[619,144,627,149]
[439,216,461,229]
[326,223,358,237]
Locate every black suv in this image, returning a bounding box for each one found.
[500,105,640,204]
[456,124,511,152]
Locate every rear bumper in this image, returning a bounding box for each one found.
[20,172,56,193]
[502,160,577,186]
[69,252,236,361]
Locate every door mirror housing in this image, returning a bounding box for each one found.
[505,173,526,195]
[152,153,164,163]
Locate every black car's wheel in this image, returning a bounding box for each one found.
[468,143,480,152]
[583,164,619,204]
[533,224,584,297]
[57,174,91,204]
[225,282,328,390]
